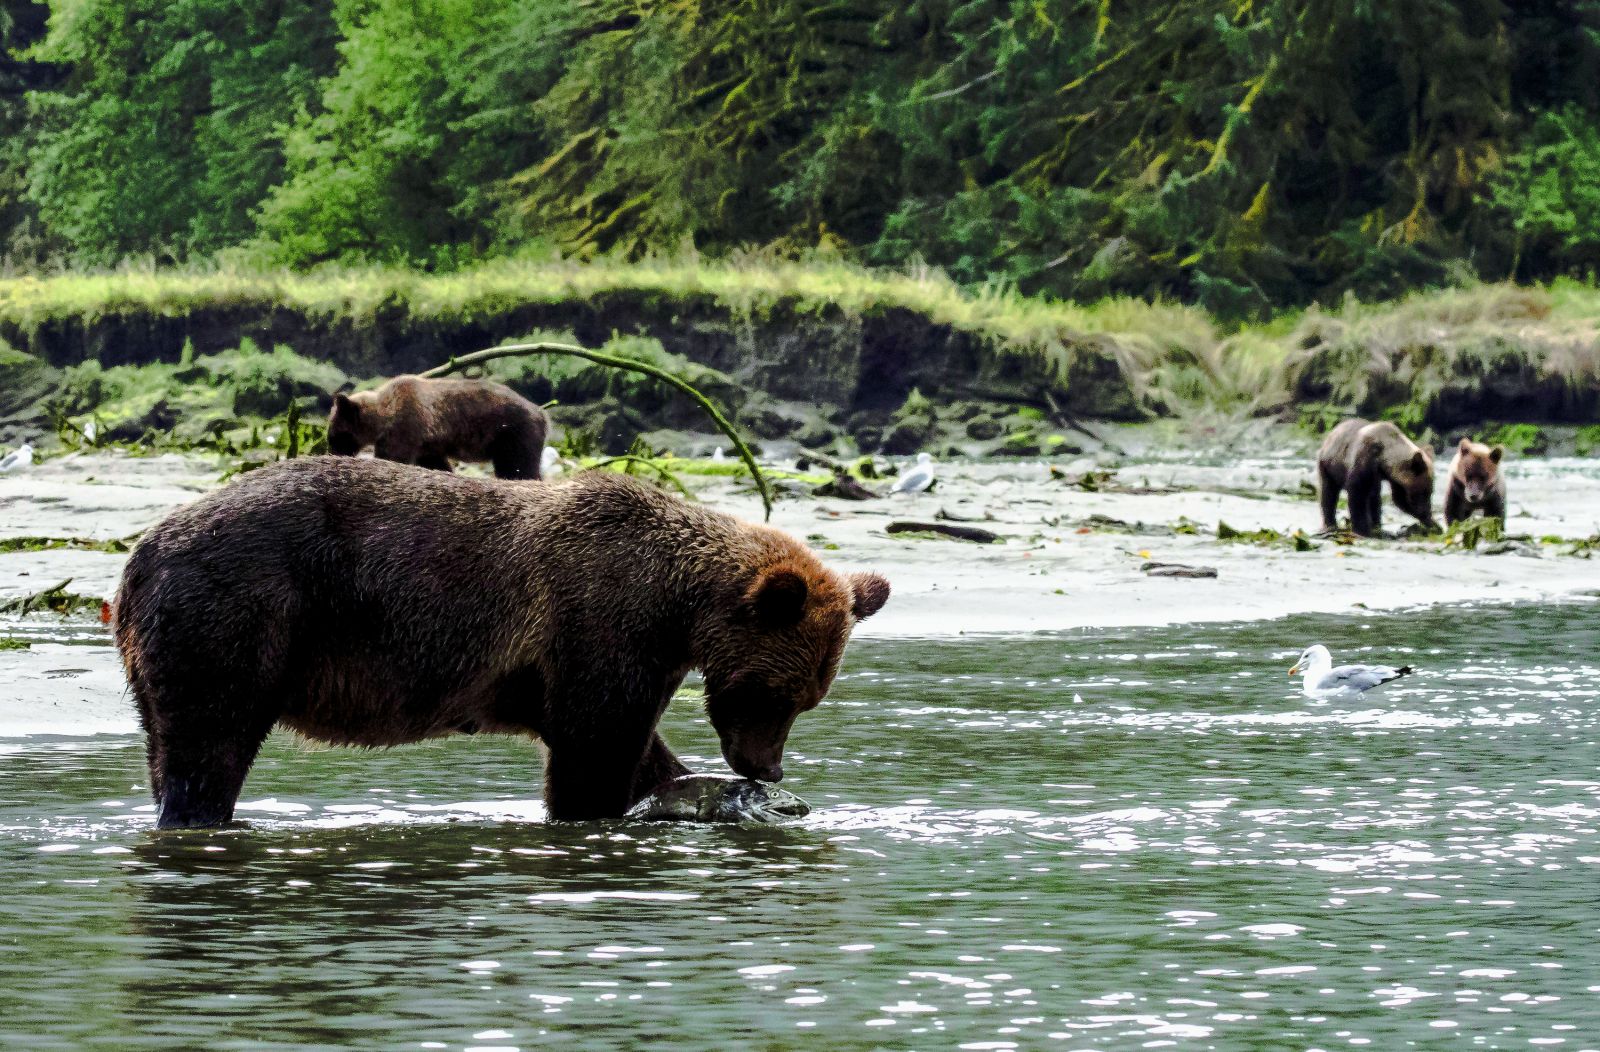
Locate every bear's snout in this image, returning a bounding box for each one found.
[737,758,784,783]
[722,736,786,783]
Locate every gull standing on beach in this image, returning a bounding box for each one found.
[890,452,936,495]
[1289,644,1413,700]
[0,442,33,473]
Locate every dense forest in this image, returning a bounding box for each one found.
[5,0,1600,315]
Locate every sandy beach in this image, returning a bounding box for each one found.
[3,443,1598,737]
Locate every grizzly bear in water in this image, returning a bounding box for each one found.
[1445,438,1506,526]
[1317,419,1437,536]
[327,375,548,479]
[113,459,890,828]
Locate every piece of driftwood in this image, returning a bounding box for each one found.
[1141,562,1218,578]
[0,578,75,615]
[936,506,992,523]
[795,446,850,474]
[814,471,879,501]
[423,340,772,520]
[887,521,1001,544]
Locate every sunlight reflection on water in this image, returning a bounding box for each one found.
[2,600,1598,1048]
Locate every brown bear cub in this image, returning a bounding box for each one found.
[1317,419,1438,536]
[327,375,548,479]
[1445,438,1506,526]
[114,459,891,829]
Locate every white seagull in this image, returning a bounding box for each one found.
[889,452,936,495]
[539,446,561,477]
[0,442,34,473]
[711,446,727,463]
[1289,644,1413,699]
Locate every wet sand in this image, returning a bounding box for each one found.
[3,445,1598,736]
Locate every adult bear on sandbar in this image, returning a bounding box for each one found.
[327,375,548,479]
[1445,437,1506,526]
[113,459,891,829]
[1317,419,1438,537]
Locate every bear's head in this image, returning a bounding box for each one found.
[1391,443,1437,527]
[1454,438,1504,506]
[699,561,890,783]
[327,392,378,456]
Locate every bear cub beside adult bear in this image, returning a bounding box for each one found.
[328,375,548,479]
[114,459,891,829]
[1445,438,1506,526]
[1317,419,1438,536]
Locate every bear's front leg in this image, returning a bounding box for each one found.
[544,727,687,821]
[632,731,693,802]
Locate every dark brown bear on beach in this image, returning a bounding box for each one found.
[1317,419,1438,536]
[1445,438,1506,526]
[327,375,548,479]
[113,459,890,829]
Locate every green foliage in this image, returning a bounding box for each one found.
[257,0,571,265]
[12,0,1600,310]
[0,2,58,260]
[26,0,341,263]
[1488,105,1600,279]
[1575,424,1600,455]
[44,339,345,449]
[1481,422,1548,455]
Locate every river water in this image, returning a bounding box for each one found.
[2,601,1598,1049]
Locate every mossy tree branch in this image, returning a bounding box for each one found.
[422,341,773,520]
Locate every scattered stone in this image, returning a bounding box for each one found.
[965,414,1003,441]
[814,471,878,501]
[793,419,838,447]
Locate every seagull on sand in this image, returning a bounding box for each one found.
[1289,644,1413,700]
[889,452,935,495]
[0,442,34,473]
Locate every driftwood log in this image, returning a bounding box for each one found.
[887,521,1001,544]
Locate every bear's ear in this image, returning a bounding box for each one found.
[850,572,891,621]
[751,566,809,627]
[1459,437,1472,452]
[1489,445,1503,463]
[334,392,360,420]
[1410,450,1427,473]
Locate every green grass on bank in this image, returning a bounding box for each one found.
[3,257,1599,425]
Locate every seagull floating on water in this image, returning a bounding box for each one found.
[539,446,561,477]
[1289,644,1413,699]
[0,442,34,473]
[889,452,935,495]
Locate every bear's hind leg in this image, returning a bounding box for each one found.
[415,453,452,472]
[489,428,543,480]
[1318,465,1341,531]
[148,709,276,829]
[1347,472,1377,536]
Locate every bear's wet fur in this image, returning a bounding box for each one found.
[1445,438,1506,526]
[113,458,889,829]
[1317,419,1437,536]
[327,375,548,479]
